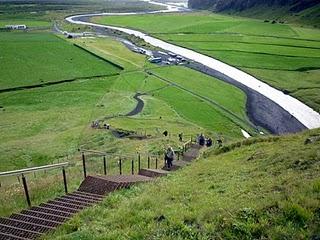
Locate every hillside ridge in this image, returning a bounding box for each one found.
[188,0,320,26]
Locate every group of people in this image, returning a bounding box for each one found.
[197,133,215,147]
[91,120,100,129]
[163,133,223,169]
[91,120,110,130]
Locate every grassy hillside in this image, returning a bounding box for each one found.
[48,128,320,239]
[0,35,253,216]
[188,0,320,27]
[94,12,320,112]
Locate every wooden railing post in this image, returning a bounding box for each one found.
[131,160,134,175]
[119,158,122,175]
[103,156,107,175]
[21,174,31,208]
[138,154,141,171]
[155,157,158,169]
[82,152,87,179]
[147,156,150,169]
[62,167,68,194]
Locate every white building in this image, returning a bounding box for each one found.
[5,25,27,30]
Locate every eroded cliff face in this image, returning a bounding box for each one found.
[188,0,319,12]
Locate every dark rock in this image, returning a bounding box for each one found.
[304,135,320,144]
[154,215,166,222]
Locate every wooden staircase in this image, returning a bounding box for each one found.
[0,144,202,239]
[0,191,103,240]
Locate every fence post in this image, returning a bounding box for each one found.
[82,152,87,179]
[156,157,158,169]
[119,158,122,175]
[62,167,68,194]
[138,154,141,171]
[103,156,107,175]
[131,159,134,175]
[148,156,150,169]
[21,174,31,208]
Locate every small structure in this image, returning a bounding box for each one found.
[148,57,162,63]
[5,24,27,30]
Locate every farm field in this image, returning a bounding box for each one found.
[94,12,320,112]
[0,32,121,90]
[74,37,251,136]
[0,20,51,27]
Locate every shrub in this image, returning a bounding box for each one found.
[284,203,312,226]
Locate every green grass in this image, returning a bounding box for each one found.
[0,32,121,89]
[0,19,51,27]
[73,37,251,136]
[94,12,320,111]
[47,128,320,239]
[71,37,147,70]
[151,66,247,118]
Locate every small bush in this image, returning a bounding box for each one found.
[312,180,320,193]
[284,203,312,226]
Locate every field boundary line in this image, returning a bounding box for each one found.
[0,73,120,94]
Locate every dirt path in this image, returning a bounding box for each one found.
[125,93,145,117]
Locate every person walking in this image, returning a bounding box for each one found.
[198,133,205,146]
[165,147,175,169]
[178,133,183,142]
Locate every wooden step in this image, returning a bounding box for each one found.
[31,206,72,218]
[55,196,92,207]
[139,168,170,178]
[78,175,152,195]
[0,232,31,240]
[64,193,100,204]
[47,200,85,211]
[10,213,61,228]
[39,203,78,214]
[0,223,41,240]
[21,209,69,223]
[0,217,53,233]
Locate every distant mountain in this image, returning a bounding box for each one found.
[188,0,320,26]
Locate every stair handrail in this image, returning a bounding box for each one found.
[0,162,69,208]
[0,162,69,177]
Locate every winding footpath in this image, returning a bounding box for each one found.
[66,1,320,133]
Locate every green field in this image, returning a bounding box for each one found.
[0,32,121,90]
[0,20,51,27]
[48,128,320,239]
[94,12,320,112]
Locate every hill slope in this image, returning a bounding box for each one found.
[188,0,320,26]
[48,129,320,239]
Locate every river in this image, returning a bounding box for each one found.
[66,1,320,134]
